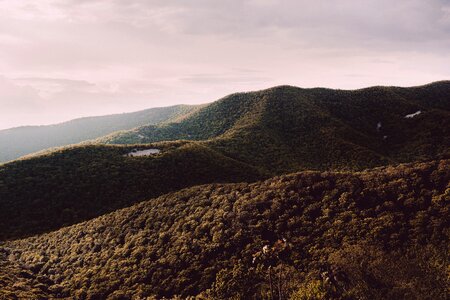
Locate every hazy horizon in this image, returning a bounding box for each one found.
[1,0,449,130]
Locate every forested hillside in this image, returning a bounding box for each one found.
[0,142,261,240]
[0,104,198,163]
[2,159,448,299]
[100,81,450,173]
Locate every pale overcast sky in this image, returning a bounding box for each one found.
[0,0,449,129]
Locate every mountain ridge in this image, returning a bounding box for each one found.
[101,81,449,173]
[0,104,200,163]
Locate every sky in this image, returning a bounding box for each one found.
[0,0,449,130]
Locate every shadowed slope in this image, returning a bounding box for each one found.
[0,141,262,240]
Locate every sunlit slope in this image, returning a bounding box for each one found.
[100,81,450,173]
[3,159,448,299]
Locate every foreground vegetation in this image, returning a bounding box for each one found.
[2,158,448,299]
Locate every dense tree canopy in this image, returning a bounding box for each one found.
[2,159,448,299]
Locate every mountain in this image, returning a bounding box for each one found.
[99,81,450,174]
[0,104,199,163]
[0,82,449,299]
[1,159,448,299]
[0,82,448,240]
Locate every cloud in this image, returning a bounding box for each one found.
[0,77,42,107]
[13,77,95,97]
[180,73,272,85]
[0,0,448,129]
[0,76,46,129]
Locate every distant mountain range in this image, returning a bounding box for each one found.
[0,104,199,163]
[0,81,449,299]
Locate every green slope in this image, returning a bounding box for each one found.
[2,159,448,299]
[0,104,199,163]
[99,81,450,174]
